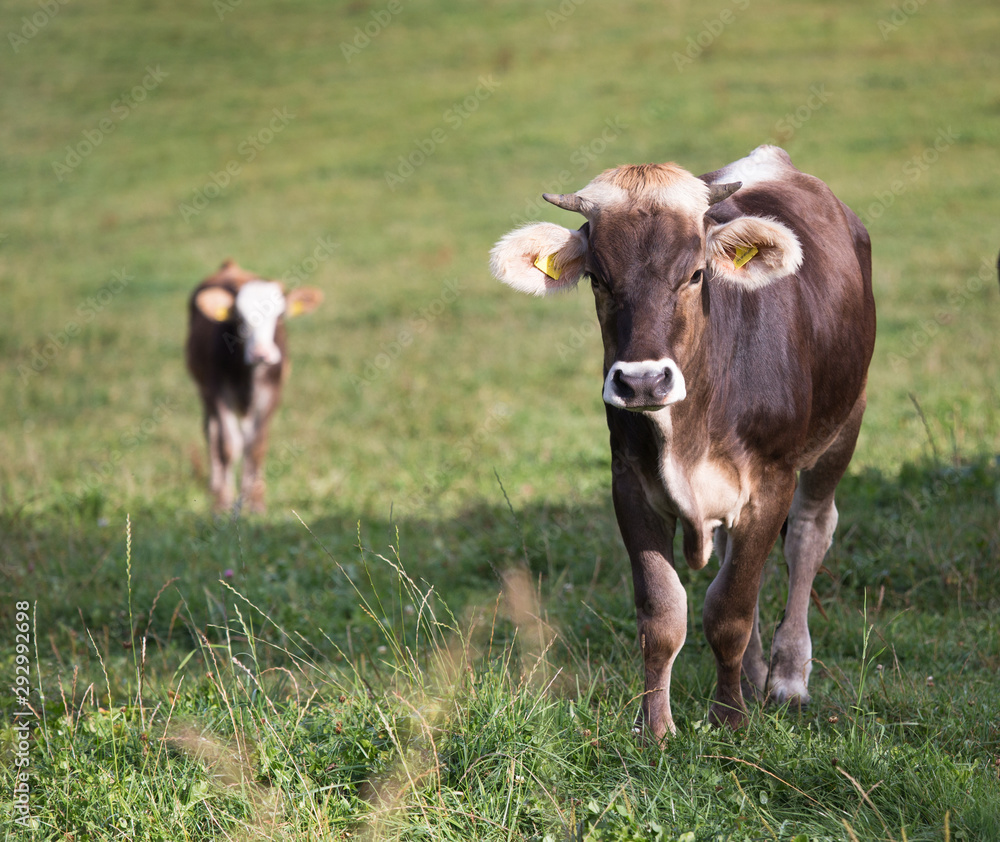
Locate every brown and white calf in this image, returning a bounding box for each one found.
[491,145,876,738]
[185,260,322,514]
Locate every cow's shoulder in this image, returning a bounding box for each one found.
[704,150,861,281]
[703,146,839,221]
[701,144,796,190]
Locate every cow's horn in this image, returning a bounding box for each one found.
[707,181,742,205]
[543,193,586,214]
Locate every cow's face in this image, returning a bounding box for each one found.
[193,280,324,366]
[234,281,288,365]
[490,163,802,412]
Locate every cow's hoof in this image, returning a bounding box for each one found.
[766,676,811,711]
[709,702,748,730]
[634,723,672,747]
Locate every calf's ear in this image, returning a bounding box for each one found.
[194,287,236,321]
[490,222,588,295]
[286,287,324,317]
[705,216,803,290]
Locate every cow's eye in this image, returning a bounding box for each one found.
[689,269,705,286]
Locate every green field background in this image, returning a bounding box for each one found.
[2,0,999,839]
[3,0,999,518]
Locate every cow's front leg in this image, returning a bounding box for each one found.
[613,460,686,741]
[703,471,795,728]
[240,416,269,515]
[715,529,768,696]
[240,375,280,515]
[206,404,241,514]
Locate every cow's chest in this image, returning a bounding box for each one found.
[644,411,750,568]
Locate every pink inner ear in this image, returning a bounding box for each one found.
[490,222,588,296]
[286,287,324,315]
[196,287,236,320]
[706,216,802,290]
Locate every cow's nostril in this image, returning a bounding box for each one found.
[651,367,671,398]
[614,367,669,401]
[612,368,631,397]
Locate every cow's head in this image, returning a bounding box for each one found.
[490,164,802,411]
[194,280,323,366]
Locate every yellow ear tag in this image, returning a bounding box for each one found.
[288,300,304,317]
[733,244,758,269]
[533,253,562,280]
[215,306,231,321]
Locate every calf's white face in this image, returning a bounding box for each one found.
[193,277,324,369]
[235,280,287,366]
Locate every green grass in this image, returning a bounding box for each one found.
[2,0,1000,838]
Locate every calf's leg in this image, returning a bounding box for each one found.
[240,418,270,514]
[239,373,281,515]
[206,403,242,514]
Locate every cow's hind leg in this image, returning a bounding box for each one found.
[767,392,866,705]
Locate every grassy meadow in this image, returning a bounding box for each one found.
[2,0,999,839]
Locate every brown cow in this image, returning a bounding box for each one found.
[185,260,322,514]
[491,146,876,738]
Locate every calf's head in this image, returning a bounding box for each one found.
[490,164,802,411]
[194,279,323,366]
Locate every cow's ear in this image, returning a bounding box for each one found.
[705,216,803,290]
[490,223,588,295]
[286,287,323,317]
[194,287,236,321]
